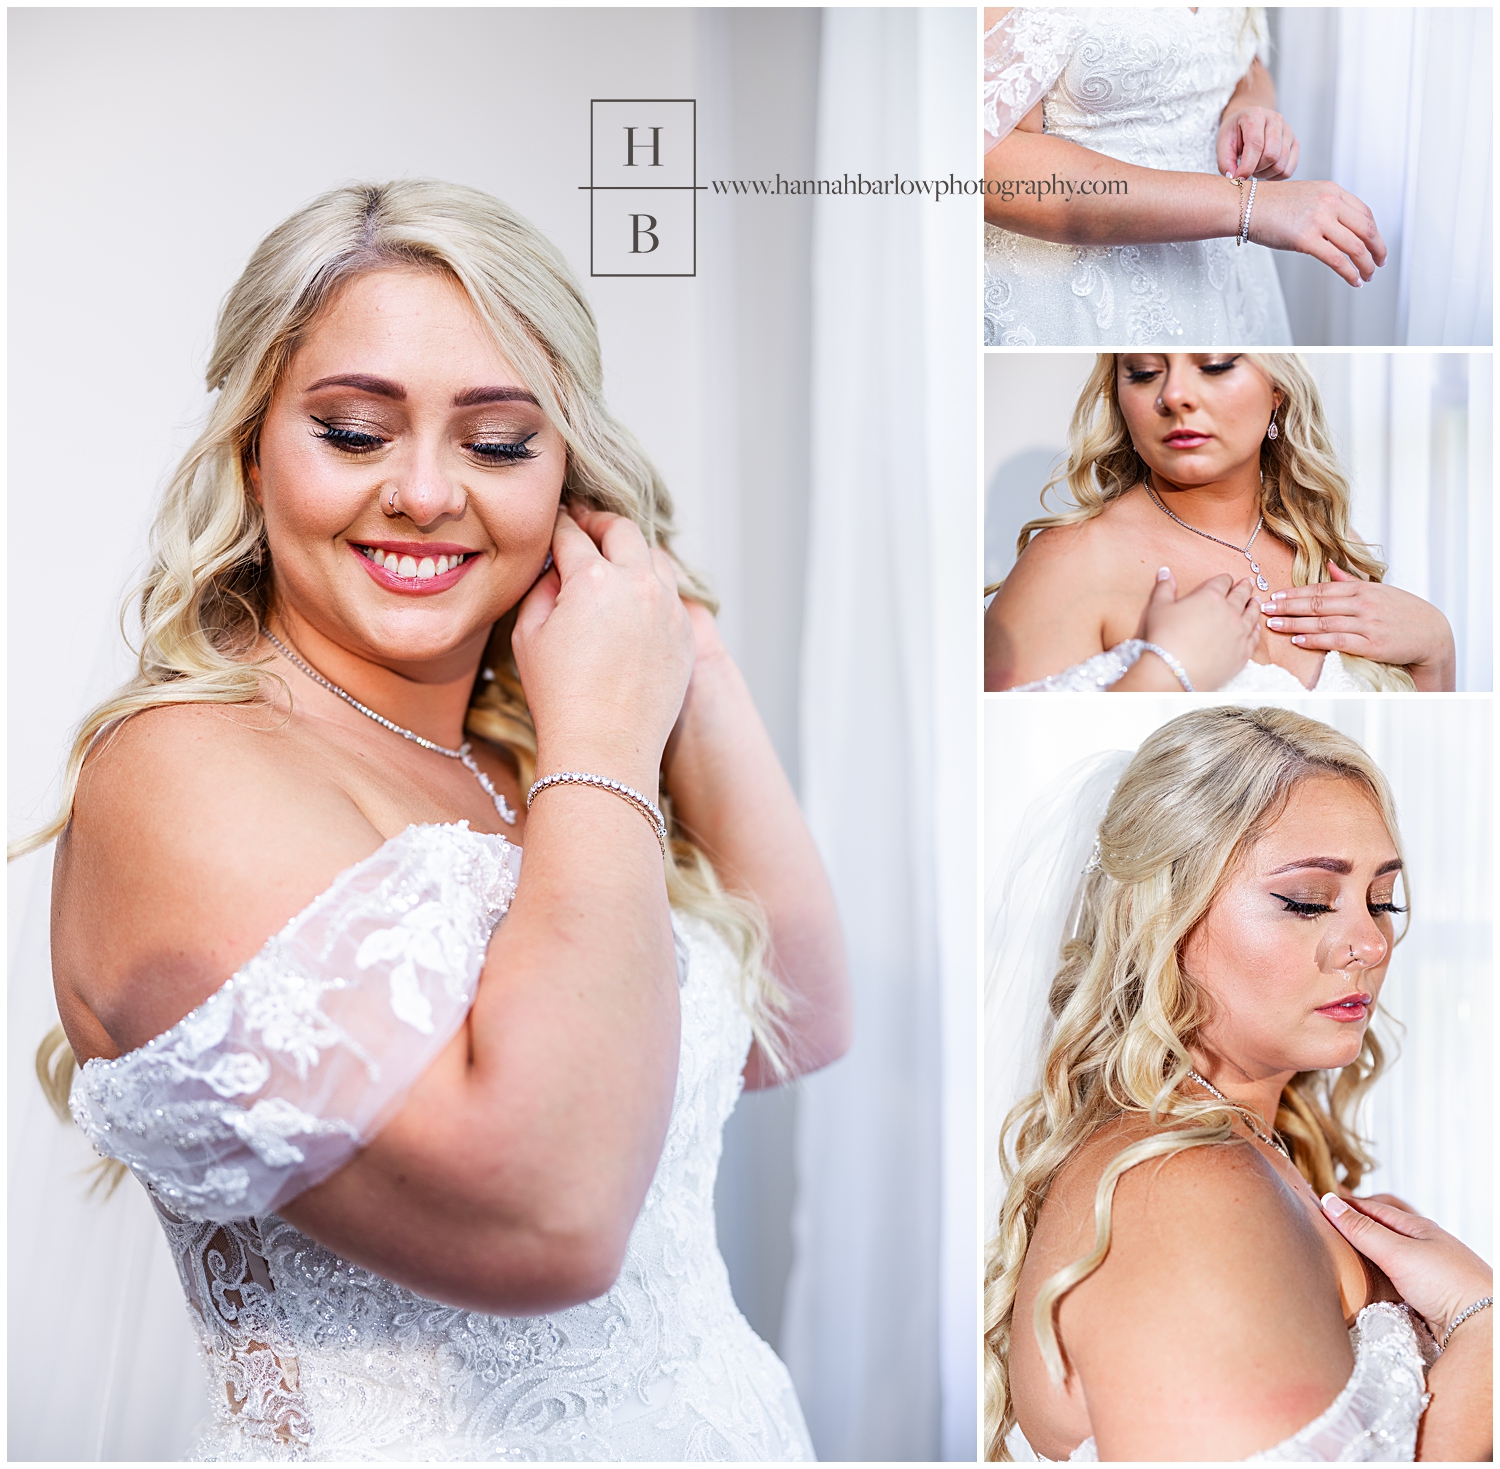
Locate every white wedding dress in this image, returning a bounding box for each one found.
[983,7,1294,346]
[70,822,813,1462]
[1014,642,1374,693]
[1016,1301,1432,1461]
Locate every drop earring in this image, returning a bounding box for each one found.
[1266,412,1279,441]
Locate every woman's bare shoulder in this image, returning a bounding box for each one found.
[1041,1117,1354,1459]
[983,515,1127,688]
[53,701,383,1060]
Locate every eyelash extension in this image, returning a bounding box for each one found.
[465,432,539,463]
[1125,354,1241,384]
[1270,892,1333,917]
[310,416,385,452]
[1270,892,1409,918]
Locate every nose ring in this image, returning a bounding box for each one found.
[386,487,400,514]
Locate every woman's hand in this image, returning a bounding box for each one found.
[512,506,696,790]
[1217,106,1299,181]
[1263,562,1457,689]
[1136,567,1261,690]
[1321,1193,1492,1345]
[1246,180,1387,286]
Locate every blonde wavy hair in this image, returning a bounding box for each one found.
[983,706,1405,1460]
[20,178,787,1125]
[1010,352,1416,691]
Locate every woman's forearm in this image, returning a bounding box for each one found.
[984,129,1242,240]
[1416,1317,1492,1460]
[663,650,851,1085]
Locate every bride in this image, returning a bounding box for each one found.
[19,179,850,1460]
[982,7,1387,346]
[983,352,1456,693]
[984,705,1493,1460]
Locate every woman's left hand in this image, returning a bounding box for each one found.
[1217,106,1300,181]
[1262,561,1457,689]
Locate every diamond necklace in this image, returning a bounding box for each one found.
[1188,1068,1290,1160]
[1145,474,1270,593]
[262,627,517,825]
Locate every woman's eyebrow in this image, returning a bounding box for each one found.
[304,373,406,399]
[298,377,539,409]
[451,386,540,407]
[1265,856,1403,876]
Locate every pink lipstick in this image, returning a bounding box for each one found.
[349,540,480,596]
[1315,992,1373,1023]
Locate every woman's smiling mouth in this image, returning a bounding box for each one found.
[351,540,479,593]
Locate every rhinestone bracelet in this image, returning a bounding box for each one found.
[1440,1295,1493,1352]
[526,771,668,857]
[1137,641,1196,693]
[1239,176,1258,247]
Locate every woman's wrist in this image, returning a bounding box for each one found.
[532,738,662,804]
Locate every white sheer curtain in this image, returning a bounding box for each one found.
[1307,351,1492,691]
[782,8,977,1461]
[1269,7,1492,346]
[984,696,1492,1261]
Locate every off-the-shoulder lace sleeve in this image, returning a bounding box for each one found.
[1058,1303,1431,1462]
[983,8,1084,153]
[1251,1304,1432,1462]
[70,822,519,1223]
[1013,640,1147,692]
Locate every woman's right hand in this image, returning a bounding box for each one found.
[1247,179,1387,287]
[1141,567,1261,690]
[1321,1193,1493,1345]
[511,506,696,788]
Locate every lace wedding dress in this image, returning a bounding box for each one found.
[70,822,813,1462]
[1015,643,1374,693]
[1019,1302,1432,1461]
[983,7,1294,346]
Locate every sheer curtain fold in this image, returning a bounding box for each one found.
[783,8,975,1461]
[1269,7,1492,345]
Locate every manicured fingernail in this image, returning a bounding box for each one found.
[1271,591,1286,602]
[1321,1192,1349,1217]
[1292,635,1305,645]
[1267,617,1283,629]
[1157,566,1171,581]
[1260,602,1275,613]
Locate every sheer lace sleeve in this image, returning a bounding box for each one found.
[1058,1304,1431,1462]
[983,8,1084,153]
[70,822,519,1223]
[1012,640,1147,692]
[1250,1304,1432,1462]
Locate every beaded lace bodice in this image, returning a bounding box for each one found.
[1057,1303,1432,1461]
[1015,645,1371,694]
[71,823,812,1462]
[982,7,1292,346]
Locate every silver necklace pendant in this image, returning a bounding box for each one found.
[263,628,517,826]
[1147,476,1271,592]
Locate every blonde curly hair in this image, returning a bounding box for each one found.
[984,706,1405,1459]
[19,179,787,1121]
[1012,352,1416,691]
